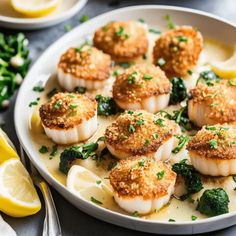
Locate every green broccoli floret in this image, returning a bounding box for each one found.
[172,160,203,195]
[197,188,229,216]
[95,95,118,116]
[170,77,187,104]
[59,142,98,174]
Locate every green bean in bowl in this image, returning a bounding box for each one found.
[0,33,30,109]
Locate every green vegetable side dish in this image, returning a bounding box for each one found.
[170,77,187,104]
[0,33,30,109]
[172,159,203,195]
[197,188,229,216]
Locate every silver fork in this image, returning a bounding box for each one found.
[20,146,62,236]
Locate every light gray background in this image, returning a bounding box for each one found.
[1,0,236,235]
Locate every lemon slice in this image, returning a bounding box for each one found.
[211,51,236,79]
[0,129,19,164]
[67,165,113,205]
[0,159,41,217]
[11,0,61,18]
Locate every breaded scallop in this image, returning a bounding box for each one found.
[93,21,148,62]
[187,124,236,176]
[112,64,171,113]
[105,110,180,160]
[39,92,97,144]
[110,156,176,214]
[153,26,203,77]
[188,80,236,127]
[57,45,111,91]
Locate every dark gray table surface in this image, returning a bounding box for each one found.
[1,0,236,235]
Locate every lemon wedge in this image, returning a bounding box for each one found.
[0,129,19,164]
[211,51,236,79]
[11,0,61,18]
[67,165,113,205]
[0,159,41,217]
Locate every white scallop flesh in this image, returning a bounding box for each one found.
[57,68,108,91]
[43,114,97,145]
[115,94,170,113]
[106,136,178,161]
[190,151,236,177]
[113,182,175,215]
[188,100,216,127]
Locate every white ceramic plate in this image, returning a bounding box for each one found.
[14,5,236,234]
[0,0,87,30]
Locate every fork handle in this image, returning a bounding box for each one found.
[38,182,62,236]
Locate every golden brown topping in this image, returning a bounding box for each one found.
[187,124,236,160]
[39,92,97,129]
[112,64,171,103]
[189,80,236,123]
[58,46,111,81]
[93,21,148,61]
[153,26,203,77]
[105,110,179,155]
[110,156,176,199]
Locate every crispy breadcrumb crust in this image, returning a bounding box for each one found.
[110,156,176,199]
[153,26,203,77]
[189,80,236,123]
[105,110,179,155]
[93,21,148,62]
[112,64,171,102]
[58,46,111,81]
[187,124,236,160]
[39,92,97,130]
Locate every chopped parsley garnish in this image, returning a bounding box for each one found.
[191,215,197,221]
[127,72,137,84]
[164,14,175,29]
[96,180,102,185]
[64,24,72,32]
[69,104,78,109]
[132,211,139,217]
[210,102,219,107]
[144,138,150,145]
[50,144,58,159]
[113,70,120,77]
[29,99,39,107]
[47,88,58,98]
[33,85,44,92]
[138,160,145,167]
[154,118,166,127]
[116,26,129,39]
[172,135,189,154]
[136,119,144,126]
[54,101,62,109]
[75,86,86,94]
[148,28,161,34]
[128,110,134,115]
[229,141,236,146]
[79,15,89,23]
[153,132,158,139]
[168,219,176,222]
[208,139,218,149]
[90,196,103,205]
[39,146,48,154]
[205,126,217,131]
[197,70,221,86]
[143,74,153,81]
[187,70,193,75]
[156,170,165,180]
[128,124,135,133]
[157,58,166,66]
[176,35,188,42]
[232,176,236,183]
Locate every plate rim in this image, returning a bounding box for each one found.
[0,0,87,28]
[14,4,236,234]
